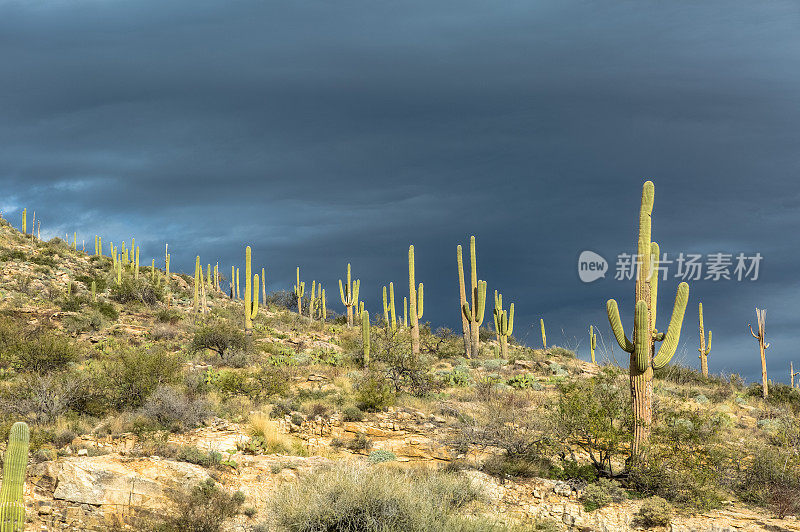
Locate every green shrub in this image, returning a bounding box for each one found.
[368,450,397,464]
[156,309,183,324]
[354,371,396,412]
[11,331,79,373]
[191,320,248,360]
[269,464,484,532]
[736,446,800,517]
[635,497,672,527]
[89,346,182,412]
[93,300,119,321]
[481,454,550,479]
[110,276,163,305]
[581,478,627,511]
[176,446,223,468]
[342,406,364,422]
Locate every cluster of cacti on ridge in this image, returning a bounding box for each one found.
[0,422,30,531]
[492,290,514,359]
[457,237,484,358]
[606,180,689,456]
[408,245,424,355]
[338,263,360,327]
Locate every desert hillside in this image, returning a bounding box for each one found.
[0,215,798,532]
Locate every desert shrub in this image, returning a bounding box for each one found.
[191,320,248,360]
[156,309,183,324]
[88,346,182,412]
[75,274,107,293]
[110,276,163,305]
[342,406,364,422]
[92,300,119,320]
[551,369,631,477]
[162,478,244,532]
[269,464,482,532]
[271,399,301,419]
[736,445,800,517]
[354,371,396,412]
[581,478,627,511]
[368,450,397,464]
[59,295,85,312]
[150,323,179,341]
[176,446,223,468]
[140,385,212,431]
[748,382,800,414]
[635,497,672,527]
[549,459,597,482]
[10,331,79,373]
[344,433,373,452]
[1,372,85,423]
[481,454,550,479]
[266,290,296,311]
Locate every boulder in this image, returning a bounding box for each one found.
[52,454,209,510]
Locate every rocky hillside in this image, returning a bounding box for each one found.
[0,217,798,531]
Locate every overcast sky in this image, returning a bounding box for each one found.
[2,0,799,382]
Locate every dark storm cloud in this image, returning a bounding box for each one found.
[2,0,799,381]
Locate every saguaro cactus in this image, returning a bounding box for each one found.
[261,268,267,305]
[790,361,799,389]
[244,246,260,335]
[194,256,201,313]
[321,288,327,321]
[408,246,424,355]
[749,308,769,398]
[0,421,30,531]
[698,302,712,378]
[362,309,371,366]
[606,180,690,456]
[456,243,472,358]
[308,280,317,319]
[382,283,397,331]
[338,264,360,327]
[461,237,486,359]
[540,319,547,348]
[589,325,597,364]
[21,209,26,235]
[294,267,305,314]
[403,297,408,328]
[492,291,514,359]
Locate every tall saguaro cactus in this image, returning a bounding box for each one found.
[338,264,360,327]
[308,280,317,319]
[749,308,769,398]
[294,267,305,314]
[540,319,547,348]
[698,302,712,378]
[261,268,267,306]
[362,309,371,366]
[460,237,486,359]
[790,361,799,389]
[0,421,30,531]
[589,326,597,364]
[408,246,424,355]
[606,180,690,457]
[456,243,472,358]
[492,291,514,359]
[244,247,260,335]
[21,209,26,235]
[194,256,201,313]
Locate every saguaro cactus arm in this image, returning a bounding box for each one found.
[652,282,690,369]
[606,299,634,353]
